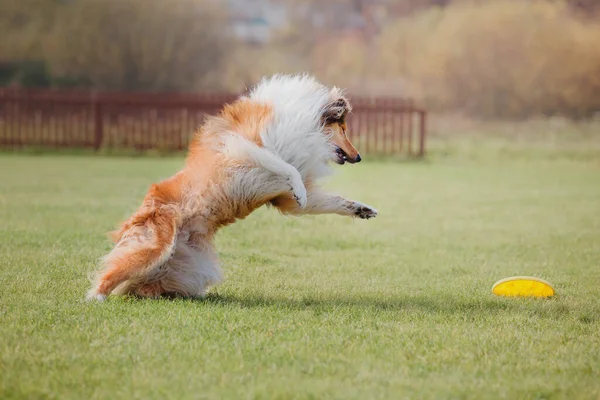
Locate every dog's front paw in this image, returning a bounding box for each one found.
[288,177,307,208]
[354,203,378,219]
[293,185,308,208]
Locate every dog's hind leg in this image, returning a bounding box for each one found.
[86,206,179,301]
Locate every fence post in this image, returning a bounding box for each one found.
[407,100,413,156]
[92,93,103,150]
[418,110,427,158]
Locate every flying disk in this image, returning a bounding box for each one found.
[492,276,555,298]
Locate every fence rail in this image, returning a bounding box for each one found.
[0,88,426,156]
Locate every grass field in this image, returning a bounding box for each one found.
[1,151,599,399]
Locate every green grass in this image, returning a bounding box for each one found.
[1,153,599,399]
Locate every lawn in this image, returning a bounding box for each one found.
[0,152,599,399]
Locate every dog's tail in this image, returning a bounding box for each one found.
[86,204,181,301]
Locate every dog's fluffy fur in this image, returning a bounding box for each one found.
[86,74,378,301]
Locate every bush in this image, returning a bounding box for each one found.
[0,61,51,87]
[377,0,600,119]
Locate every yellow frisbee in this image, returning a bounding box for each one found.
[492,276,555,298]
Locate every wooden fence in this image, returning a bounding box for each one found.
[0,88,426,156]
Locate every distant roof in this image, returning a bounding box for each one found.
[226,0,286,28]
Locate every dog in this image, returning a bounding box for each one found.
[86,74,378,301]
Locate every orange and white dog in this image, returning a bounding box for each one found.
[87,74,378,301]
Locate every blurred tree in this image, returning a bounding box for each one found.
[43,0,229,91]
[376,0,600,118]
[0,0,62,60]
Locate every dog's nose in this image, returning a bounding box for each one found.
[355,154,362,163]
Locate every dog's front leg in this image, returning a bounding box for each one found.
[273,189,378,219]
[224,136,307,207]
[251,152,307,208]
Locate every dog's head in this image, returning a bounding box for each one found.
[322,92,361,165]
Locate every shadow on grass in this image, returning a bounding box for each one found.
[184,292,567,320]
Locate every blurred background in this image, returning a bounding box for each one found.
[1,0,600,157]
[2,0,600,118]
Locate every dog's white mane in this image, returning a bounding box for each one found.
[246,73,342,181]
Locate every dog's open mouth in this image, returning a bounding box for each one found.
[334,147,349,165]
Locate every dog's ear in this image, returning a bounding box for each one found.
[322,93,352,125]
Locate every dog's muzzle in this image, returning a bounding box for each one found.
[335,147,361,165]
